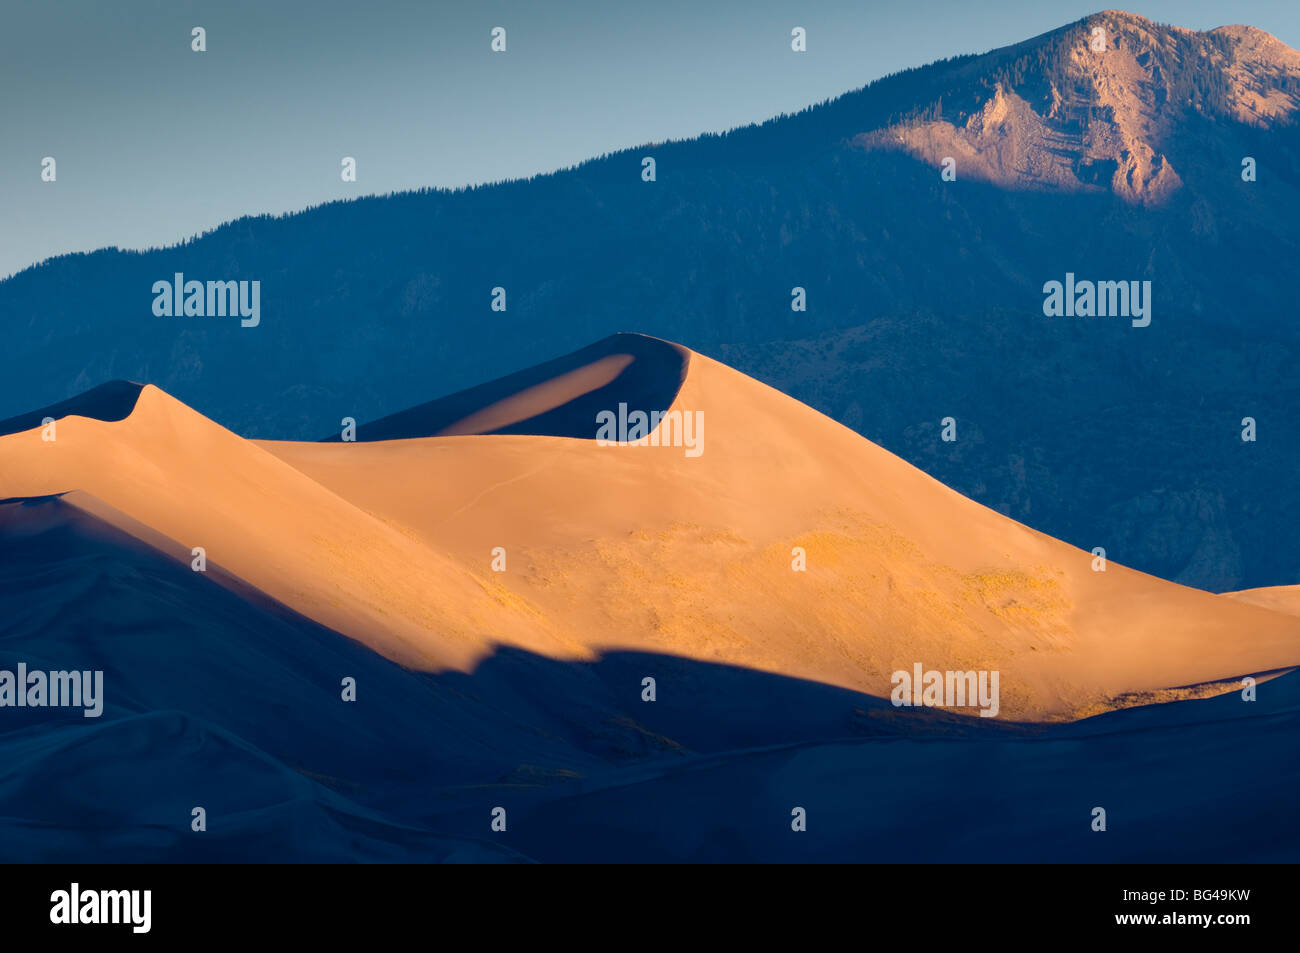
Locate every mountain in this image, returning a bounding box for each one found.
[2,333,1297,861]
[859,12,1300,203]
[1,9,1297,594]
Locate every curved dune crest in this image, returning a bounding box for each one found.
[3,335,1298,722]
[0,381,144,438]
[323,333,690,441]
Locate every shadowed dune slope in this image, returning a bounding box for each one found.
[492,668,1300,863]
[0,497,536,862]
[322,333,689,441]
[5,493,1295,862]
[0,381,143,437]
[261,334,1300,722]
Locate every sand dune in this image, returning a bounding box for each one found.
[265,334,1300,720]
[0,385,574,671]
[2,333,1297,722]
[1225,586,1300,617]
[5,490,1295,863]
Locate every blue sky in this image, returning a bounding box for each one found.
[3,0,1298,278]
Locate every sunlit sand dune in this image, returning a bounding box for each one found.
[0,385,573,671]
[264,334,1300,721]
[1225,585,1300,617]
[2,333,1296,722]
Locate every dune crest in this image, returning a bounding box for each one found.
[1224,586,1300,617]
[323,333,690,441]
[0,381,144,438]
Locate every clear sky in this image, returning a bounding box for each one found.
[3,0,1298,279]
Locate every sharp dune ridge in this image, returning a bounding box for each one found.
[1,332,1296,723]
[1224,585,1300,617]
[322,333,691,441]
